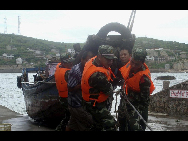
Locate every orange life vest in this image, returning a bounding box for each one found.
[81,56,114,106]
[54,63,70,98]
[119,61,155,95]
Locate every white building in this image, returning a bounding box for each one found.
[146,56,154,61]
[56,53,60,57]
[16,57,22,65]
[68,49,75,54]
[7,54,14,59]
[2,53,14,59]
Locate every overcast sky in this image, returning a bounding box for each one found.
[0,10,188,44]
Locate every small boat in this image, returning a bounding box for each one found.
[17,58,65,125]
[156,75,176,80]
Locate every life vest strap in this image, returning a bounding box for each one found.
[88,94,100,106]
[126,86,128,95]
[89,98,98,107]
[108,67,116,82]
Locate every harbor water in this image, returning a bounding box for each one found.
[1,72,188,115]
[0,72,188,131]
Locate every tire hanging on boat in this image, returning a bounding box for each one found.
[73,22,135,65]
[17,76,22,88]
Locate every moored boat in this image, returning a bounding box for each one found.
[17,58,65,124]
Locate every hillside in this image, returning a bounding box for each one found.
[0,34,188,70]
[135,37,188,71]
[0,33,84,67]
[135,37,188,52]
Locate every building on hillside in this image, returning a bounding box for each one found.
[179,52,188,59]
[51,49,59,54]
[168,56,176,61]
[2,53,14,59]
[165,64,170,70]
[16,57,22,65]
[46,55,52,60]
[35,56,45,59]
[2,53,7,58]
[154,56,166,62]
[56,53,60,59]
[68,49,75,54]
[146,56,154,61]
[7,54,14,59]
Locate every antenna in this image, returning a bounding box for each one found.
[18,16,21,35]
[4,17,7,34]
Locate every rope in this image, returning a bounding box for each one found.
[114,90,120,119]
[120,89,153,131]
[114,89,153,131]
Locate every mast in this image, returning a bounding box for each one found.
[127,10,136,33]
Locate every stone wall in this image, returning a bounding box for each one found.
[149,80,188,117]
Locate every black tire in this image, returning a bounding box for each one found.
[17,76,22,88]
[73,22,134,65]
[96,22,132,39]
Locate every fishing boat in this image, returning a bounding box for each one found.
[17,11,136,125]
[17,58,65,124]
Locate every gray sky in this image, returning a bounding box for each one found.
[0,10,188,44]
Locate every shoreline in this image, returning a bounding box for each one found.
[0,69,22,73]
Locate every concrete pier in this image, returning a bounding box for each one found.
[1,103,188,131]
[0,105,53,131]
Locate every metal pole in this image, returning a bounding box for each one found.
[129,10,136,32]
[127,10,136,33]
[127,10,134,29]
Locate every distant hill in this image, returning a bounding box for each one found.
[135,37,188,71]
[135,37,188,51]
[0,33,84,67]
[0,34,188,70]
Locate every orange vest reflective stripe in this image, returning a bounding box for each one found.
[55,63,70,98]
[81,56,112,106]
[119,61,155,94]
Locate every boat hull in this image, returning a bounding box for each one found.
[21,75,65,124]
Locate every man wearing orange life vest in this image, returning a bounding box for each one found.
[55,52,74,99]
[81,45,117,131]
[118,48,155,131]
[111,45,132,89]
[55,52,74,131]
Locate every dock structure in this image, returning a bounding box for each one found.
[149,80,188,117]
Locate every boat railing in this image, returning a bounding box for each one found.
[22,67,46,83]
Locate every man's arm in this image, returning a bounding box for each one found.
[67,66,81,92]
[89,72,113,97]
[65,70,70,83]
[139,75,151,108]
